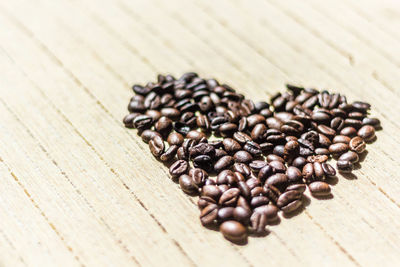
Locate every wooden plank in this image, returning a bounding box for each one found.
[0,0,399,266]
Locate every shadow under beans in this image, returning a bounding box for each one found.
[357,150,369,163]
[340,172,358,180]
[249,229,271,238]
[325,175,339,186]
[311,193,334,200]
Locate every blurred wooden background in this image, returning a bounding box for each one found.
[1,0,400,266]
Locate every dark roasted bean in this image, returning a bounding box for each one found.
[286,184,307,193]
[179,174,198,194]
[223,138,242,154]
[149,135,165,158]
[321,163,336,177]
[281,199,303,214]
[337,160,353,173]
[333,135,351,144]
[292,156,307,169]
[200,204,218,225]
[233,163,252,177]
[243,141,262,156]
[349,136,366,154]
[169,160,189,177]
[286,166,302,182]
[220,221,247,243]
[219,188,240,206]
[167,132,184,146]
[233,150,253,163]
[309,181,331,196]
[141,130,162,144]
[214,156,234,172]
[329,143,349,155]
[357,125,375,141]
[340,126,357,137]
[217,207,235,222]
[160,145,178,162]
[277,190,302,208]
[339,151,359,163]
[133,115,153,130]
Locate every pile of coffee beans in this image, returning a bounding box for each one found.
[123,72,380,243]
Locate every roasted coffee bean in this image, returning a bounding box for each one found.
[266,154,285,163]
[258,165,274,182]
[141,130,162,144]
[219,188,240,206]
[344,118,362,129]
[197,196,216,210]
[202,185,222,200]
[251,186,264,197]
[215,149,228,159]
[333,135,351,144]
[250,196,270,208]
[321,163,336,177]
[337,160,353,173]
[340,126,357,137]
[132,84,151,95]
[247,114,266,128]
[251,123,268,142]
[277,190,302,208]
[309,181,331,196]
[318,133,332,147]
[286,166,302,182]
[243,141,262,156]
[217,207,235,222]
[339,151,359,163]
[155,116,173,136]
[186,130,206,142]
[250,211,268,234]
[280,199,303,214]
[223,138,241,154]
[273,145,285,157]
[233,150,253,163]
[160,145,178,162]
[286,184,307,193]
[358,125,375,141]
[269,160,286,173]
[179,174,198,194]
[329,143,349,155]
[263,184,281,204]
[189,168,208,187]
[189,143,216,159]
[362,117,381,128]
[233,206,252,224]
[123,113,140,128]
[292,156,307,169]
[169,160,189,177]
[214,156,234,172]
[317,125,336,138]
[219,123,238,137]
[313,162,325,180]
[133,115,153,130]
[217,170,237,185]
[302,163,314,182]
[167,132,184,146]
[233,132,252,144]
[307,155,328,163]
[266,173,289,190]
[220,221,247,243]
[315,148,330,155]
[249,160,268,172]
[349,136,366,154]
[233,163,252,177]
[200,204,218,225]
[149,135,165,158]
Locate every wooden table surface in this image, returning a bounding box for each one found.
[1,0,400,266]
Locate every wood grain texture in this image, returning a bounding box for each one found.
[0,0,399,266]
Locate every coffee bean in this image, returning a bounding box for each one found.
[189,168,208,187]
[349,136,366,154]
[266,154,285,163]
[358,125,375,141]
[217,170,237,185]
[266,173,288,190]
[286,166,302,182]
[292,156,307,169]
[332,135,351,144]
[179,174,198,194]
[321,163,336,177]
[202,185,222,200]
[249,160,268,172]
[133,115,153,130]
[160,145,178,162]
[233,150,253,163]
[167,132,184,146]
[317,125,336,138]
[286,184,307,193]
[281,199,303,214]
[258,165,274,182]
[169,160,189,177]
[123,113,140,128]
[217,207,235,222]
[186,130,206,142]
[309,181,331,196]
[307,155,328,163]
[223,138,242,154]
[337,160,353,173]
[251,123,268,142]
[219,188,240,206]
[155,116,173,136]
[340,126,357,137]
[362,117,380,128]
[233,163,252,177]
[200,204,218,225]
[302,163,314,182]
[149,135,165,158]
[233,132,252,144]
[197,196,216,210]
[339,151,359,163]
[233,206,252,224]
[250,212,268,234]
[277,190,302,208]
[329,143,349,155]
[214,156,234,172]
[220,221,247,243]
[141,130,162,143]
[243,141,262,156]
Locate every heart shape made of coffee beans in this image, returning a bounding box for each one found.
[123,72,380,244]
